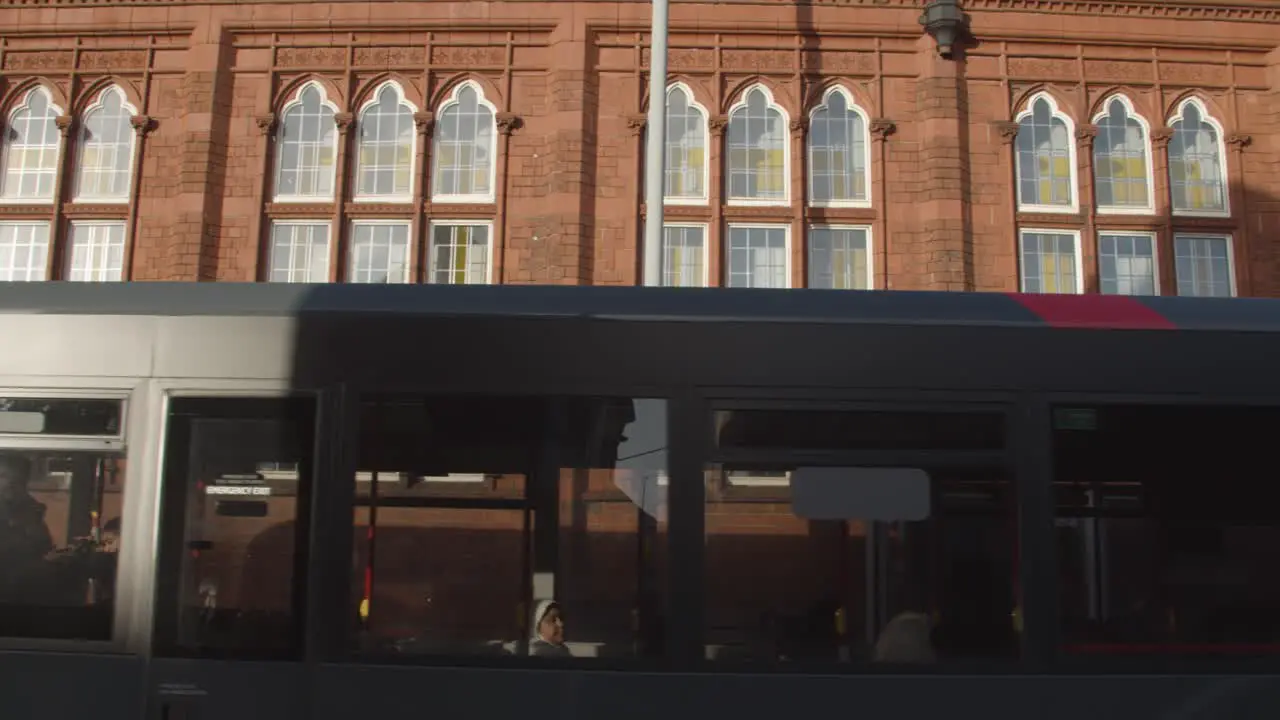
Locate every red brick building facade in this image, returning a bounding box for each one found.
[0,0,1277,296]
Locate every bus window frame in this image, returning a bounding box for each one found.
[0,384,134,654]
[695,393,1030,673]
[1043,390,1280,676]
[149,388,325,662]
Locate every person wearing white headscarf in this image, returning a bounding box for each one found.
[529,599,571,657]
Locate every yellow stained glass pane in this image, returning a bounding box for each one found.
[757,149,785,193]
[687,147,705,174]
[852,248,867,289]
[1043,254,1060,293]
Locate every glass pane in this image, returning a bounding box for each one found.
[353,396,667,661]
[1054,404,1280,655]
[0,397,123,436]
[705,407,1015,665]
[0,449,126,640]
[154,397,315,658]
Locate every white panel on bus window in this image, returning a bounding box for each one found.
[0,315,156,377]
[0,411,43,433]
[790,466,931,521]
[154,317,296,380]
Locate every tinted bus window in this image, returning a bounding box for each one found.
[1053,404,1280,656]
[705,407,1016,665]
[352,396,667,661]
[0,450,125,641]
[152,397,315,659]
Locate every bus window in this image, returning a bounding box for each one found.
[705,407,1016,665]
[0,451,125,641]
[351,396,667,662]
[152,397,315,659]
[1053,403,1280,656]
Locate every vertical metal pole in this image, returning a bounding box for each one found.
[642,0,669,287]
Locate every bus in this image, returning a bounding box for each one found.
[1,282,1279,720]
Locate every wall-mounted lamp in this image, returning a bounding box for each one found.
[919,0,970,59]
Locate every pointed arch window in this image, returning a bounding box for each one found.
[1,87,62,202]
[1092,96,1153,213]
[808,87,869,207]
[1168,99,1227,215]
[355,82,416,201]
[274,82,338,201]
[432,82,496,203]
[661,84,708,203]
[726,86,788,205]
[74,86,136,203]
[1015,94,1076,212]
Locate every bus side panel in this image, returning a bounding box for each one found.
[147,659,306,720]
[0,651,143,720]
[308,666,1280,720]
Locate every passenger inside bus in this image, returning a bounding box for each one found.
[0,454,55,602]
[529,600,571,657]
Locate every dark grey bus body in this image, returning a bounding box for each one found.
[0,282,1278,720]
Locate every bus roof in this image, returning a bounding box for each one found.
[0,282,1276,333]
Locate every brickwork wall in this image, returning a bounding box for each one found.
[0,0,1276,294]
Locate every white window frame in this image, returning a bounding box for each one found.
[1096,230,1160,295]
[0,86,64,205]
[724,223,792,289]
[1167,97,1231,219]
[347,219,412,284]
[1172,232,1236,297]
[1091,94,1156,216]
[430,81,498,205]
[65,220,127,282]
[661,82,710,206]
[807,224,874,290]
[427,219,494,285]
[266,219,331,283]
[352,81,418,204]
[72,85,137,205]
[659,222,710,287]
[1014,92,1079,215]
[272,81,340,204]
[0,220,51,281]
[725,84,790,208]
[1018,228,1084,294]
[807,86,872,209]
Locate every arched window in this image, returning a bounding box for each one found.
[432,82,495,202]
[74,85,136,202]
[1168,99,1227,215]
[1015,94,1075,212]
[1092,96,1153,213]
[355,82,416,201]
[1,87,62,202]
[274,82,338,201]
[808,87,869,206]
[662,84,707,202]
[726,85,788,204]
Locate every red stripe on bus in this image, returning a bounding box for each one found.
[1008,294,1177,330]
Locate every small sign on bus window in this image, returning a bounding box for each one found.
[0,410,44,434]
[1054,407,1098,431]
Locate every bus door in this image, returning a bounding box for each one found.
[701,400,1018,665]
[148,396,318,720]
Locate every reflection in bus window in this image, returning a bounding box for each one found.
[1054,404,1280,655]
[705,408,1016,665]
[0,450,124,640]
[352,396,667,661]
[153,397,315,658]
